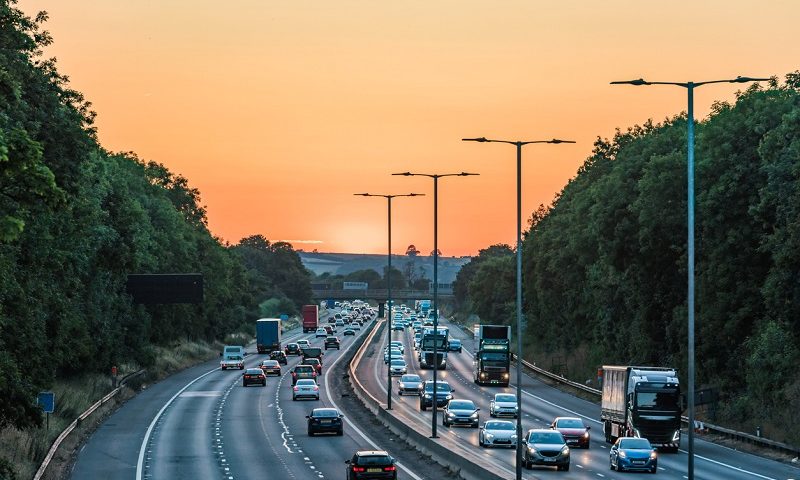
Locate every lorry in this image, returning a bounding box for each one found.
[418,299,431,315]
[256,318,281,354]
[302,305,319,333]
[418,326,448,369]
[473,325,511,386]
[600,366,682,451]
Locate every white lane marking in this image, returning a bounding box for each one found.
[136,329,306,480]
[178,391,223,397]
[326,320,423,480]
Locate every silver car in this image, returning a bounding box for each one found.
[389,359,407,376]
[292,379,320,401]
[397,374,423,395]
[479,420,518,448]
[490,393,519,418]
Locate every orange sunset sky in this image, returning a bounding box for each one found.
[17,1,800,256]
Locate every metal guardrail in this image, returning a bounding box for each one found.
[452,321,800,458]
[33,369,146,480]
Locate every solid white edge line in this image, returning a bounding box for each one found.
[326,319,423,480]
[135,329,305,480]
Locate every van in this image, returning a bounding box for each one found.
[223,345,245,357]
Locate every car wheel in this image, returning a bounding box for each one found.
[479,435,484,447]
[421,403,427,411]
[650,466,657,474]
[490,411,495,418]
[292,396,297,401]
[262,381,266,386]
[337,429,343,436]
[242,382,247,387]
[525,457,532,470]
[308,430,314,436]
[558,464,570,472]
[442,417,448,427]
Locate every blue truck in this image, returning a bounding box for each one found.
[256,318,281,354]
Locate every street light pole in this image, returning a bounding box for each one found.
[393,171,479,438]
[463,136,574,479]
[355,192,424,410]
[610,75,770,480]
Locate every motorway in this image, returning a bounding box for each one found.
[354,315,800,480]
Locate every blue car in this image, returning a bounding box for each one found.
[447,339,462,352]
[609,437,658,473]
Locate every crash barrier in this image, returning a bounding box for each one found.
[34,369,146,480]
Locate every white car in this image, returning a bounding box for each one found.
[297,339,311,349]
[315,327,327,338]
[479,420,518,448]
[490,393,519,418]
[389,341,404,354]
[397,374,423,395]
[389,359,407,376]
[384,349,403,364]
[292,379,320,401]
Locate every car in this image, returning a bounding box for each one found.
[447,339,462,352]
[325,336,341,349]
[384,349,403,364]
[343,328,356,336]
[269,350,288,365]
[351,323,361,330]
[316,327,328,337]
[307,407,343,436]
[419,380,454,411]
[490,393,519,418]
[389,341,404,354]
[292,379,320,400]
[397,374,423,395]
[223,345,246,358]
[442,399,480,427]
[413,333,422,349]
[324,325,335,335]
[284,343,301,355]
[389,359,407,376]
[345,450,397,480]
[242,368,266,387]
[522,428,570,471]
[335,319,345,327]
[609,437,657,473]
[551,417,590,449]
[297,339,311,349]
[291,364,317,385]
[479,420,517,448]
[220,355,244,370]
[302,357,323,374]
[392,323,404,331]
[259,359,281,376]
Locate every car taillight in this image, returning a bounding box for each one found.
[384,466,396,472]
[352,466,366,472]
[313,386,319,391]
[292,372,296,377]
[293,386,299,391]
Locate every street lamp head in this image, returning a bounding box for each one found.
[549,138,576,144]
[462,137,488,142]
[392,172,413,176]
[611,78,650,86]
[459,172,479,176]
[354,193,370,196]
[408,193,425,197]
[730,76,771,83]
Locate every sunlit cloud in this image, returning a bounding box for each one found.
[281,239,324,244]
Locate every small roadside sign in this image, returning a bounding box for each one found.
[37,392,55,414]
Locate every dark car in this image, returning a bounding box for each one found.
[242,368,266,387]
[259,359,281,376]
[269,350,288,365]
[610,437,657,473]
[324,336,341,350]
[343,327,356,336]
[442,399,480,427]
[345,450,397,480]
[291,364,317,385]
[419,380,454,411]
[307,407,343,436]
[302,357,323,375]
[551,417,590,449]
[447,339,462,353]
[522,429,570,471]
[284,343,301,356]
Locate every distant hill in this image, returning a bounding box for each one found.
[298,252,471,284]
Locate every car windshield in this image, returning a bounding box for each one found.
[619,438,652,449]
[355,455,392,466]
[295,366,313,372]
[486,421,514,430]
[390,360,405,366]
[450,340,460,345]
[245,369,262,374]
[448,401,475,410]
[556,418,584,428]
[262,361,279,366]
[296,379,316,386]
[528,431,564,444]
[495,394,515,402]
[304,359,320,365]
[636,391,679,410]
[312,409,338,418]
[424,382,451,393]
[400,375,420,382]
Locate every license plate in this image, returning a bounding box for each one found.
[321,420,331,424]
[633,460,645,464]
[544,458,556,462]
[367,468,381,472]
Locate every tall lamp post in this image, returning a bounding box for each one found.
[355,192,424,410]
[610,75,770,480]
[392,171,479,438]
[462,136,575,480]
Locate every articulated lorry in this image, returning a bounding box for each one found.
[473,325,511,386]
[302,305,319,333]
[600,366,682,451]
[256,318,281,354]
[418,326,448,369]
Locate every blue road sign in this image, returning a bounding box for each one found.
[38,392,55,414]
[279,314,289,321]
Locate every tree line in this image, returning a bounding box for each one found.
[454,74,800,443]
[0,0,311,437]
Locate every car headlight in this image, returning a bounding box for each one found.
[527,447,536,454]
[561,445,570,455]
[618,450,627,458]
[511,434,517,440]
[445,394,453,400]
[447,412,456,418]
[583,431,590,438]
[424,394,432,398]
[502,373,509,379]
[470,412,479,419]
[650,451,658,459]
[672,429,681,441]
[485,433,494,440]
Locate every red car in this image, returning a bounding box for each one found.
[550,416,590,449]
